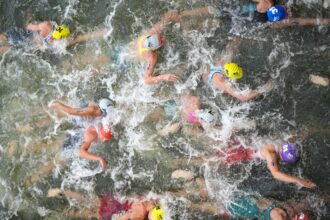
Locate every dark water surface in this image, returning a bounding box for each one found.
[0,0,329,219]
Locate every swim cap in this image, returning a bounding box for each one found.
[294,211,310,220]
[144,34,165,50]
[99,98,114,115]
[224,62,243,80]
[99,124,112,141]
[187,112,200,124]
[267,5,287,22]
[198,108,215,123]
[280,144,298,164]
[52,25,70,40]
[151,205,164,220]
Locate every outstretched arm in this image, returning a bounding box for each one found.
[268,18,330,29]
[49,100,100,117]
[26,21,50,31]
[79,127,107,170]
[143,52,178,84]
[212,74,260,102]
[264,151,316,188]
[147,11,181,35]
[67,29,108,48]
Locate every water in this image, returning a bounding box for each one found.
[0,0,330,219]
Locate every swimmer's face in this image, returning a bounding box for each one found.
[270,208,288,220]
[157,34,165,48]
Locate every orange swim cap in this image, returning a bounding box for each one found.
[100,124,112,141]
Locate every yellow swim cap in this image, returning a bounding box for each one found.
[52,25,70,40]
[151,205,164,220]
[224,62,243,80]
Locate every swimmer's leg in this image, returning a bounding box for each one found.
[25,154,66,187]
[191,201,226,216]
[0,34,7,41]
[0,45,10,54]
[158,122,181,137]
[67,208,99,219]
[145,106,166,122]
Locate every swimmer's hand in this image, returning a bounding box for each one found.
[257,80,276,93]
[99,158,107,171]
[47,188,64,198]
[298,179,317,188]
[48,100,60,108]
[160,73,178,82]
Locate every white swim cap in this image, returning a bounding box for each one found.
[99,98,114,115]
[198,108,215,123]
[143,34,164,50]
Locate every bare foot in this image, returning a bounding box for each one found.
[171,170,195,181]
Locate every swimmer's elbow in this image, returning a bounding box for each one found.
[144,77,157,85]
[79,148,86,157]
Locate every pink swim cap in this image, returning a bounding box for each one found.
[187,112,200,124]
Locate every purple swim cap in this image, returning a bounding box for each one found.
[280,144,298,164]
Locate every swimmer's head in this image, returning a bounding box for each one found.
[99,98,114,115]
[267,5,287,22]
[198,108,215,123]
[294,211,310,220]
[52,25,71,40]
[270,207,288,220]
[151,205,164,220]
[99,124,112,141]
[144,34,165,50]
[280,144,298,164]
[224,62,243,80]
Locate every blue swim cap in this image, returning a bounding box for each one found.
[267,5,287,22]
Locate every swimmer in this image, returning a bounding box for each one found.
[218,139,317,188]
[49,98,112,118]
[65,9,213,82]
[251,0,330,28]
[0,21,71,53]
[202,37,273,102]
[226,196,311,220]
[147,95,217,137]
[171,169,312,219]
[192,193,312,220]
[185,3,330,28]
[50,98,115,170]
[47,188,164,220]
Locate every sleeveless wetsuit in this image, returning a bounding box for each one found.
[99,194,132,220]
[228,196,277,220]
[217,139,256,164]
[208,66,224,86]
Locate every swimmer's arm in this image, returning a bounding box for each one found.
[144,53,172,84]
[148,11,180,35]
[67,29,108,48]
[265,153,316,188]
[212,74,260,102]
[79,128,107,170]
[50,101,98,117]
[26,21,50,31]
[265,153,300,183]
[143,54,159,84]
